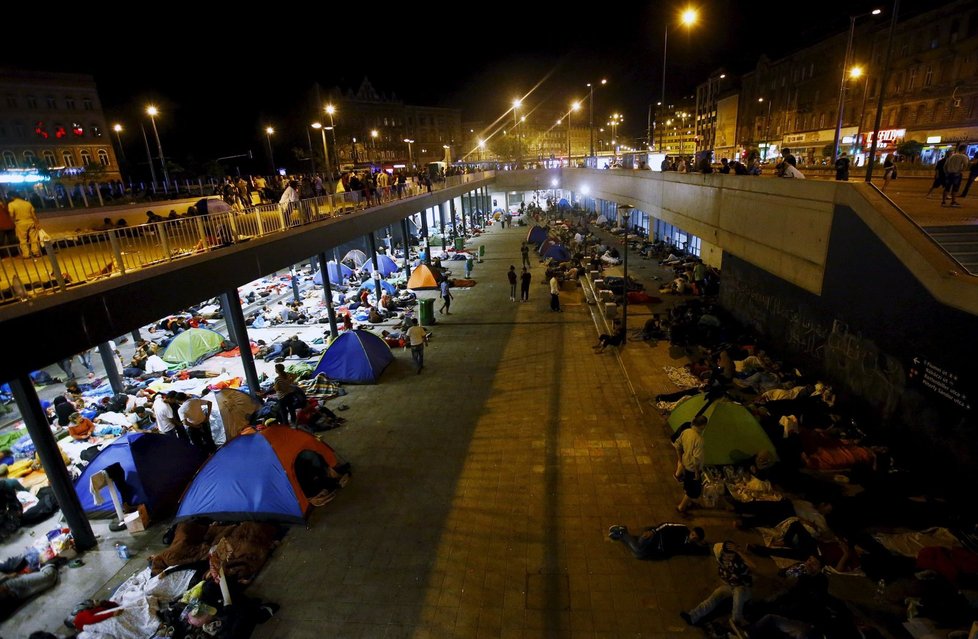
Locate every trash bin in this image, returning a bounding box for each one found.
[419,298,436,326]
[478,245,486,261]
[454,237,465,251]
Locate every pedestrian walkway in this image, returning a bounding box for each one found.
[6,219,769,638]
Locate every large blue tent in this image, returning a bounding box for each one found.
[312,329,393,383]
[74,432,208,518]
[526,226,548,246]
[314,261,354,286]
[358,279,397,295]
[542,244,572,262]
[175,427,344,524]
[373,254,400,277]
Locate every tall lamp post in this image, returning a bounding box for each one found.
[325,104,338,171]
[866,0,899,182]
[587,79,607,164]
[145,105,169,188]
[512,98,522,166]
[568,101,580,165]
[311,123,334,191]
[404,138,415,168]
[264,126,276,174]
[850,67,869,161]
[832,8,883,162]
[620,204,633,335]
[660,8,698,151]
[370,129,379,162]
[111,123,127,183]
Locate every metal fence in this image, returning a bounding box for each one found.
[0,171,491,305]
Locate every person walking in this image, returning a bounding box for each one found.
[521,242,531,268]
[273,363,302,426]
[549,274,561,312]
[926,153,947,198]
[6,192,41,258]
[882,154,897,192]
[834,152,850,181]
[465,255,474,278]
[507,265,517,301]
[438,278,453,315]
[943,144,970,207]
[962,152,978,198]
[520,267,531,302]
[406,318,428,374]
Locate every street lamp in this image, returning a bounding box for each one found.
[111,123,127,166]
[849,67,871,161]
[264,126,276,174]
[620,204,633,335]
[404,138,415,168]
[608,113,623,154]
[311,123,334,190]
[758,98,773,161]
[832,8,883,161]
[512,98,522,165]
[587,79,608,163]
[478,139,485,162]
[660,8,698,151]
[325,104,338,170]
[145,105,170,187]
[567,101,581,165]
[370,129,379,162]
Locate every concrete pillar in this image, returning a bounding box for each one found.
[453,197,463,236]
[97,342,124,394]
[9,375,96,550]
[220,290,262,397]
[219,295,239,345]
[367,232,382,301]
[439,201,448,251]
[317,252,339,340]
[400,218,412,281]
[419,209,431,266]
[130,329,142,344]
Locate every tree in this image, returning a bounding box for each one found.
[897,139,924,163]
[822,143,836,159]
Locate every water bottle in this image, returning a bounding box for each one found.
[115,543,130,560]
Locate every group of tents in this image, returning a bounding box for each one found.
[75,425,347,525]
[527,225,572,263]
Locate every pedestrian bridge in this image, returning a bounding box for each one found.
[2,168,976,386]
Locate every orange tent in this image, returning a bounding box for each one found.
[408,264,443,290]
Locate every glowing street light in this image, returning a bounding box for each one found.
[111,123,127,167]
[404,138,415,167]
[145,105,169,187]
[659,7,698,150]
[587,79,608,161]
[264,126,276,173]
[512,98,523,164]
[324,104,338,170]
[833,7,883,161]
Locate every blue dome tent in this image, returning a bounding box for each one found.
[357,279,397,296]
[526,225,548,246]
[374,254,400,277]
[542,244,572,262]
[74,432,208,519]
[314,261,354,286]
[311,329,393,383]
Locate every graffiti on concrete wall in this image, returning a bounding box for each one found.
[824,320,906,418]
[724,278,905,417]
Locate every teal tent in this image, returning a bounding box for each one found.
[667,394,777,466]
[161,328,227,366]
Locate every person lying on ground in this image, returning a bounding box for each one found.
[608,522,708,559]
[0,561,59,621]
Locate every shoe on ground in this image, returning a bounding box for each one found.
[608,525,627,540]
[109,520,127,532]
[679,611,693,626]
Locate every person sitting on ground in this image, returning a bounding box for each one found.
[296,398,346,432]
[593,326,626,353]
[67,412,96,441]
[608,522,708,560]
[681,541,756,630]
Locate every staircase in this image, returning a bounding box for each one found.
[924,225,978,274]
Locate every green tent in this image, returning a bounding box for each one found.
[667,394,777,466]
[161,328,227,366]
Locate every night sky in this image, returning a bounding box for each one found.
[6,0,921,170]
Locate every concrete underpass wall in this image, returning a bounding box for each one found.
[721,205,976,478]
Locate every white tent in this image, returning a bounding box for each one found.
[211,388,262,445]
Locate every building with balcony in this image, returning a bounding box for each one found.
[695,70,740,161]
[0,70,120,180]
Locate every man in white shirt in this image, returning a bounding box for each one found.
[153,391,186,441]
[549,275,561,312]
[943,144,970,207]
[177,393,216,453]
[675,415,707,513]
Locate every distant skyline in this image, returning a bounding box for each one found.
[5,1,927,168]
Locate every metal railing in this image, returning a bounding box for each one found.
[0,171,492,305]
